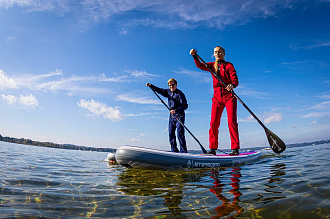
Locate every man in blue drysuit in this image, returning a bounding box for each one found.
[146,79,188,153]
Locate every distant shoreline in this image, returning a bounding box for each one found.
[0,135,115,153]
[0,134,328,153]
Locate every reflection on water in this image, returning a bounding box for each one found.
[210,168,243,218]
[266,163,286,193]
[116,169,204,217]
[116,168,245,218]
[257,163,287,206]
[116,169,202,196]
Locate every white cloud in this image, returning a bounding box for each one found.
[263,111,283,124]
[128,70,157,78]
[77,99,122,121]
[0,0,308,31]
[0,70,17,90]
[5,36,16,44]
[290,41,330,50]
[1,93,38,106]
[235,85,270,99]
[29,73,97,93]
[15,69,68,91]
[0,0,69,12]
[1,94,17,105]
[247,110,283,124]
[138,133,145,137]
[19,94,39,106]
[174,68,211,83]
[302,101,330,118]
[318,94,330,99]
[279,61,303,65]
[13,70,110,95]
[99,73,128,82]
[124,112,152,117]
[12,69,152,95]
[1,94,39,106]
[307,42,330,49]
[130,133,145,142]
[99,70,157,82]
[310,101,330,111]
[303,112,329,118]
[14,69,62,85]
[130,138,140,142]
[1,68,160,98]
[35,76,93,92]
[117,93,160,104]
[35,69,63,79]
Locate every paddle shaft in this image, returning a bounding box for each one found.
[195,53,286,153]
[149,86,208,154]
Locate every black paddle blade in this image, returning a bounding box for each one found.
[265,128,286,153]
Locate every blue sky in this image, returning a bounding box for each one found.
[0,0,329,151]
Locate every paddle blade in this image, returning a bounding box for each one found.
[265,128,286,153]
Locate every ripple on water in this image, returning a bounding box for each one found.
[0,142,329,218]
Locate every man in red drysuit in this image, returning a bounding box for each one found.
[190,47,240,155]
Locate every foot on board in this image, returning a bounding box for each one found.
[229,149,239,156]
[206,149,216,155]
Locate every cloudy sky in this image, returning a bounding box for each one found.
[0,0,329,151]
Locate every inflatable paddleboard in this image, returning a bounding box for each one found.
[115,146,262,170]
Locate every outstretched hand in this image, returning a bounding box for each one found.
[146,83,151,87]
[189,49,197,56]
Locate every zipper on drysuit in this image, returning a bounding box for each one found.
[217,62,223,97]
[170,91,175,118]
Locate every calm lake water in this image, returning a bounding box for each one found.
[0,141,329,218]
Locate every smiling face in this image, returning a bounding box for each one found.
[168,82,177,92]
[167,78,177,92]
[214,46,225,61]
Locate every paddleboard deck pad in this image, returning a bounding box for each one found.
[115,146,262,170]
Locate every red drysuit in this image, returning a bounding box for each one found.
[194,57,240,150]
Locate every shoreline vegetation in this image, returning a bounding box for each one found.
[0,134,115,153]
[0,134,328,153]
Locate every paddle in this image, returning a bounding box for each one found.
[194,53,286,153]
[148,86,208,154]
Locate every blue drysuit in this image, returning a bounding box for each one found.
[150,84,188,153]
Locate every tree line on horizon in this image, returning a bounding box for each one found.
[0,134,116,152]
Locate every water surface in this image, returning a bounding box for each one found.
[0,142,329,218]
